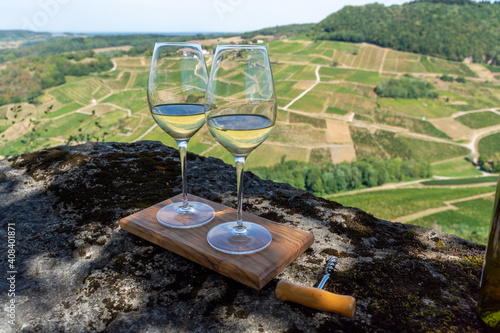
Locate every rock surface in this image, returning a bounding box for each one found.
[0,141,487,332]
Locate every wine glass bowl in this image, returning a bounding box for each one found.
[147,42,215,228]
[205,45,277,254]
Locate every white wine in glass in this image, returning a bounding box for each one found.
[147,42,215,228]
[205,45,277,254]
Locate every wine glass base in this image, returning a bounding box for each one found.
[207,222,272,255]
[157,202,215,228]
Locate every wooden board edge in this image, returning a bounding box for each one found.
[258,232,315,289]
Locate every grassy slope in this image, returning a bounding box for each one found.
[479,132,500,159]
[334,186,496,221]
[455,111,500,129]
[431,158,483,177]
[412,196,495,244]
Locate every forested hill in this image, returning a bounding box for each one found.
[241,23,315,39]
[315,0,500,63]
[0,30,50,40]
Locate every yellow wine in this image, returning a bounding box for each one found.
[151,104,205,140]
[207,114,274,157]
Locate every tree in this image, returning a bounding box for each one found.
[364,166,378,187]
[350,166,362,189]
[322,172,336,194]
[311,178,325,194]
[482,164,492,173]
[291,169,306,190]
[440,74,454,82]
[334,167,348,192]
[306,168,322,191]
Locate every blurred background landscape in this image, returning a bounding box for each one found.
[1,0,499,244]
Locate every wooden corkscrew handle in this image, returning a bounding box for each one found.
[275,280,356,318]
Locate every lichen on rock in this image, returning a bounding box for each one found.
[0,141,486,332]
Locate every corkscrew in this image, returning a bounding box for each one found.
[275,256,356,318]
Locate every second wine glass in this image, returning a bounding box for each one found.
[205,45,277,254]
[147,42,215,228]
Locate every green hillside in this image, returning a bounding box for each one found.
[1,27,499,243]
[0,32,233,63]
[0,30,64,49]
[315,0,500,63]
[241,23,315,39]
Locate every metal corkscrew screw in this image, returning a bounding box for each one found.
[317,256,338,290]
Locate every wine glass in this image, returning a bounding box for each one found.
[205,45,277,254]
[147,42,215,228]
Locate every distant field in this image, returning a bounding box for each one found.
[319,67,380,85]
[114,56,150,69]
[334,186,495,221]
[270,54,327,65]
[38,113,93,138]
[0,105,8,119]
[333,45,385,71]
[274,80,306,100]
[272,64,303,81]
[382,50,426,73]
[326,106,349,115]
[420,56,477,77]
[431,158,482,177]
[102,90,147,113]
[106,72,131,90]
[292,88,376,114]
[351,127,470,162]
[41,102,83,119]
[290,65,316,80]
[375,112,450,139]
[290,92,324,112]
[49,77,111,105]
[268,122,326,144]
[268,40,306,54]
[478,132,500,159]
[412,196,495,244]
[455,111,500,129]
[422,176,498,186]
[0,121,10,133]
[132,72,149,89]
[378,97,462,118]
[439,88,500,111]
[247,142,310,167]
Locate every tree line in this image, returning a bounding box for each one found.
[250,157,431,196]
[375,75,439,99]
[0,33,230,63]
[241,23,315,39]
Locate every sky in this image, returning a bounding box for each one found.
[1,0,410,34]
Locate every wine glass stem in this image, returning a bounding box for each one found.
[178,141,189,210]
[235,156,246,231]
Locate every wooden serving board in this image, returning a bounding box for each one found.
[120,194,314,290]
